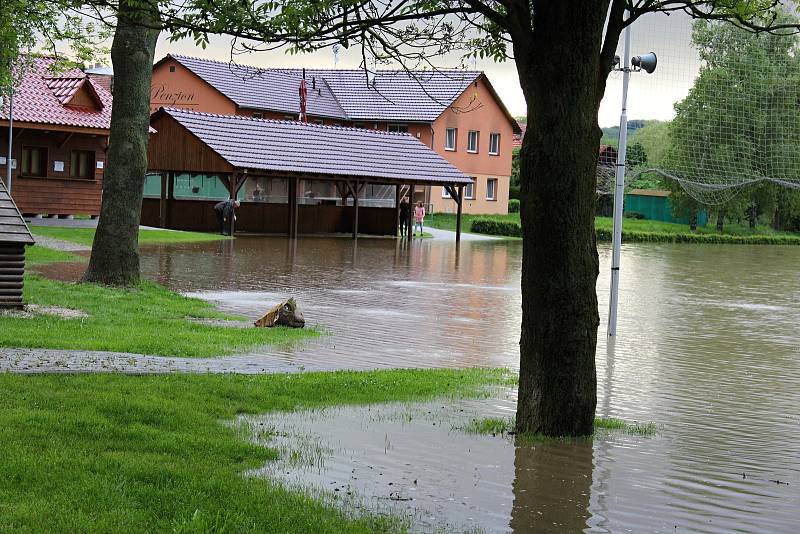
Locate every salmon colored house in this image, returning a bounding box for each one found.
[0,58,112,217]
[150,55,519,215]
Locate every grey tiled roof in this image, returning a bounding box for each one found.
[0,179,35,244]
[168,55,481,123]
[158,108,472,184]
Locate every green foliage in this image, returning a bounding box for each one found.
[0,276,316,356]
[25,245,82,265]
[663,15,800,229]
[470,218,522,237]
[628,120,671,167]
[625,141,648,168]
[508,198,520,213]
[0,368,512,531]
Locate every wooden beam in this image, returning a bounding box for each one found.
[351,179,360,239]
[288,177,298,237]
[407,184,415,240]
[456,184,464,243]
[57,132,74,148]
[394,184,401,237]
[166,171,175,228]
[159,173,167,228]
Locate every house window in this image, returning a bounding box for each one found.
[465,178,476,200]
[70,150,95,179]
[353,123,365,129]
[169,66,176,72]
[486,178,498,201]
[489,132,501,155]
[467,131,479,153]
[252,112,263,119]
[442,186,451,198]
[445,128,457,151]
[314,119,324,125]
[388,124,408,133]
[284,115,296,121]
[21,147,48,177]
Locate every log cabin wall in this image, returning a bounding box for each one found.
[0,243,26,308]
[0,129,106,216]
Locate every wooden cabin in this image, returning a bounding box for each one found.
[0,179,35,308]
[0,57,112,217]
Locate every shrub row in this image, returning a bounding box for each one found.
[508,199,520,213]
[594,227,800,245]
[470,218,800,245]
[470,218,523,237]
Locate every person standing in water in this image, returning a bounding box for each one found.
[398,196,410,237]
[413,201,425,236]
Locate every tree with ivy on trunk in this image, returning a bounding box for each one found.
[69,0,800,435]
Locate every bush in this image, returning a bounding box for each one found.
[594,226,800,245]
[508,199,520,213]
[624,211,645,219]
[471,218,522,237]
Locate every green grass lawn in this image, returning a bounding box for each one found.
[0,368,513,532]
[30,226,228,246]
[427,213,800,244]
[26,246,83,266]
[1,276,314,357]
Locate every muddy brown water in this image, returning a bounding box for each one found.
[33,236,800,530]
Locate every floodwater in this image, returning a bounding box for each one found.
[29,235,800,531]
[133,236,800,532]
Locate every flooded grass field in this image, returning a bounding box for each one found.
[130,236,800,532]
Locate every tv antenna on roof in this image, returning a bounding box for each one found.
[333,45,340,69]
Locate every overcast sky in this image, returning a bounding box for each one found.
[155,11,701,127]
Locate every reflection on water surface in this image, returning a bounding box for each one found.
[137,237,800,531]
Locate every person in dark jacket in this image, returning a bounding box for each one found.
[398,196,410,237]
[214,199,240,235]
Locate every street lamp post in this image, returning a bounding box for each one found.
[5,90,12,193]
[607,21,657,338]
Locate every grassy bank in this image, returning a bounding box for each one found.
[427,213,800,244]
[1,276,313,357]
[31,226,228,246]
[26,246,83,266]
[457,415,656,438]
[0,369,513,532]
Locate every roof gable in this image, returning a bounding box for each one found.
[1,58,112,131]
[0,180,35,245]
[152,107,471,185]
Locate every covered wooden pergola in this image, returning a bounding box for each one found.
[145,108,471,240]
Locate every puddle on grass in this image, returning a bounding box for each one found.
[241,388,800,533]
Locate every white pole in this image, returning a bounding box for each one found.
[4,90,12,193]
[607,21,631,337]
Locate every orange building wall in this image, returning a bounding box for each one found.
[150,58,237,114]
[428,75,514,215]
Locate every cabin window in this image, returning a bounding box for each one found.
[70,150,95,179]
[441,186,451,198]
[388,124,408,133]
[252,112,263,119]
[445,128,457,151]
[486,178,498,201]
[21,147,48,177]
[467,131,479,153]
[489,132,500,155]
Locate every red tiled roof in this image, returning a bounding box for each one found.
[153,107,472,184]
[0,57,112,130]
[512,123,526,148]
[164,55,489,123]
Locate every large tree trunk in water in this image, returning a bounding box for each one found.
[82,0,160,286]
[514,2,611,436]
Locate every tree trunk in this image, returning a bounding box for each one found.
[514,2,611,436]
[716,209,725,233]
[690,209,698,232]
[82,0,160,286]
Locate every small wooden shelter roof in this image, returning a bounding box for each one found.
[0,180,35,245]
[149,107,473,186]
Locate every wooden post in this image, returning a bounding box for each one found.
[394,184,401,237]
[407,183,415,240]
[352,180,360,239]
[288,177,298,237]
[159,173,167,228]
[456,184,464,242]
[166,172,175,228]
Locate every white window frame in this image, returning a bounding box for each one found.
[464,178,476,200]
[467,131,479,153]
[489,132,500,155]
[486,178,498,201]
[388,123,408,133]
[442,186,451,198]
[445,128,457,151]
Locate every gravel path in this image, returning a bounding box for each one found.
[31,235,91,252]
